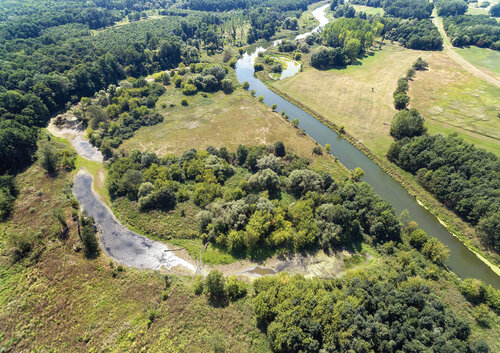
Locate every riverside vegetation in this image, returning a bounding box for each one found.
[1,0,500,352]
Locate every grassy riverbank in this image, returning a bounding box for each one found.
[263,78,500,274]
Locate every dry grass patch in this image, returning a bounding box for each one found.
[121,88,348,179]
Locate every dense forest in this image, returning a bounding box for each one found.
[254,273,489,352]
[184,0,313,12]
[443,15,500,50]
[435,0,468,16]
[388,134,500,252]
[383,0,434,20]
[383,18,443,50]
[107,143,406,257]
[310,18,383,68]
[0,0,172,40]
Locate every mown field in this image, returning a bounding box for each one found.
[352,4,384,15]
[409,51,500,155]
[269,43,431,156]
[270,43,500,156]
[453,46,500,82]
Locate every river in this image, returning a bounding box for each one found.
[234,3,500,287]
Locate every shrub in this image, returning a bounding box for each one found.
[181,98,188,106]
[221,79,234,94]
[254,63,264,71]
[312,146,323,155]
[242,81,250,90]
[205,270,226,303]
[182,83,198,95]
[194,276,204,295]
[413,58,428,71]
[227,276,247,301]
[390,109,426,139]
[81,215,99,258]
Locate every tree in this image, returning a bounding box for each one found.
[422,238,449,264]
[274,141,286,157]
[390,109,426,139]
[408,229,428,249]
[394,92,410,110]
[477,214,500,252]
[227,276,247,301]
[80,214,99,258]
[39,144,58,175]
[205,270,226,303]
[491,3,500,17]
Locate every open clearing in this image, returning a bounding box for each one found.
[352,4,384,15]
[121,88,348,179]
[269,43,431,156]
[409,51,500,155]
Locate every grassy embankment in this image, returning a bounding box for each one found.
[263,43,500,269]
[452,46,500,82]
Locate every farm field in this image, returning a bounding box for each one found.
[121,88,348,179]
[269,43,431,156]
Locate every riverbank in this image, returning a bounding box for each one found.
[261,80,500,277]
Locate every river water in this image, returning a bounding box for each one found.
[234,4,500,287]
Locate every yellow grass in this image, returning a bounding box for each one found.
[270,43,431,156]
[121,88,349,179]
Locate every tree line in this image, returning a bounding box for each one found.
[382,18,443,50]
[0,0,170,41]
[443,15,500,50]
[388,134,500,253]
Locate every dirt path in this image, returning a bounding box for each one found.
[432,12,500,88]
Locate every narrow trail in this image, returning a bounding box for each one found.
[432,11,500,88]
